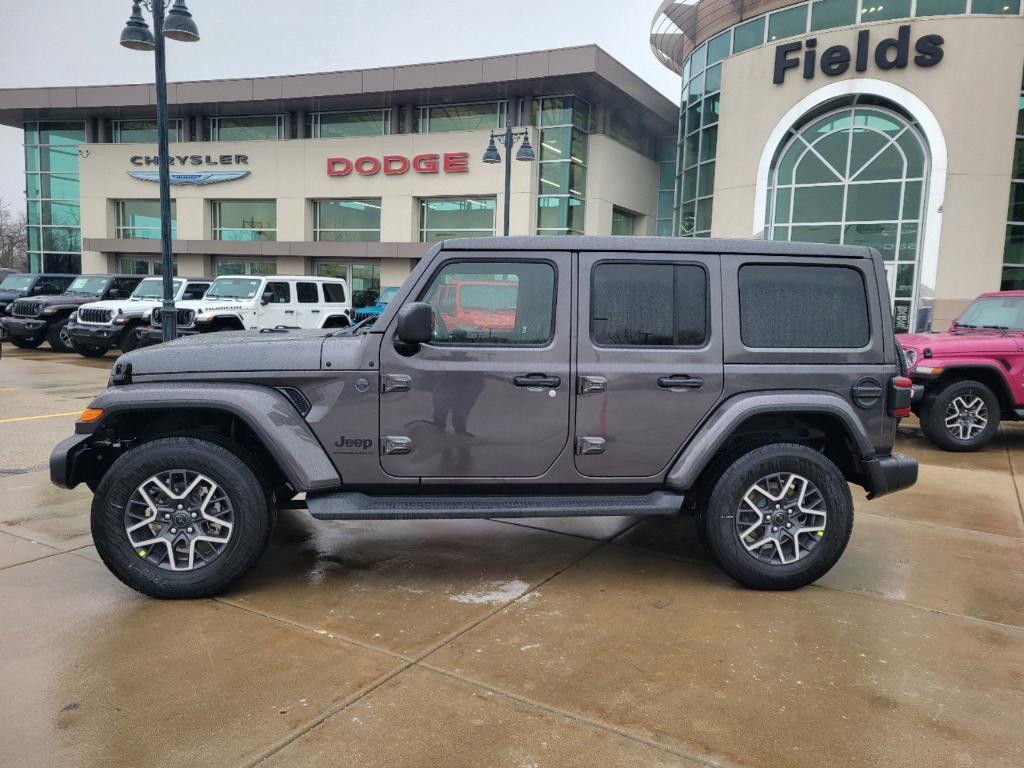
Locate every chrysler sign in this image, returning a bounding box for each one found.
[127,153,251,186]
[327,152,469,177]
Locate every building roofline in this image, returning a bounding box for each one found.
[0,44,678,129]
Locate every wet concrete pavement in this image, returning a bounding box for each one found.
[1,345,1022,767]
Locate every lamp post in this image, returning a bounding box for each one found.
[482,122,535,236]
[120,0,200,342]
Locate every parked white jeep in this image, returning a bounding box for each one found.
[66,277,211,356]
[146,275,352,341]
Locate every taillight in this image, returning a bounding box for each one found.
[889,376,913,418]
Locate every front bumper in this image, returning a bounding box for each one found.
[66,321,124,349]
[861,452,918,499]
[50,433,92,490]
[3,316,48,340]
[141,325,199,344]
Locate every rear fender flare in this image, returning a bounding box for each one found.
[665,391,876,490]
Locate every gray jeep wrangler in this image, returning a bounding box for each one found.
[50,237,917,598]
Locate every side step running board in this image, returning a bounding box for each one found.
[305,490,684,521]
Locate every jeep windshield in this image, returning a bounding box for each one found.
[0,275,34,291]
[65,277,110,296]
[204,278,262,299]
[131,278,183,300]
[953,296,1024,331]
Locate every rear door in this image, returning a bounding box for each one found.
[575,252,723,477]
[295,281,322,327]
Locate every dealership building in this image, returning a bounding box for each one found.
[651,2,1024,330]
[0,45,677,306]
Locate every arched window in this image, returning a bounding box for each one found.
[766,98,929,333]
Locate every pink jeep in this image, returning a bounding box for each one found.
[899,290,1024,451]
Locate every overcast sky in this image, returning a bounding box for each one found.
[0,0,680,208]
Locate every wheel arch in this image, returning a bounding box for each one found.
[667,392,878,494]
[205,314,246,331]
[55,383,341,493]
[920,365,1014,419]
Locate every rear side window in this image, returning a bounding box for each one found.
[738,265,869,348]
[296,282,319,303]
[322,283,346,303]
[591,263,708,347]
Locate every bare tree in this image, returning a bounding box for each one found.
[0,198,28,271]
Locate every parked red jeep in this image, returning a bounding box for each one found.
[435,280,517,335]
[899,290,1024,451]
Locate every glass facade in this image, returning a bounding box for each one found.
[214,259,277,276]
[110,119,184,143]
[766,102,928,332]
[118,255,177,275]
[309,110,389,138]
[655,137,676,236]
[1000,68,1024,289]
[212,200,277,241]
[314,261,382,309]
[611,207,638,235]
[313,199,382,242]
[417,102,507,133]
[205,115,283,141]
[677,46,720,236]
[24,121,84,273]
[116,200,177,239]
[419,198,496,241]
[534,96,590,235]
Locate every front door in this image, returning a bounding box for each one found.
[575,253,723,477]
[378,253,571,478]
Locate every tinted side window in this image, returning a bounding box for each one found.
[297,282,319,303]
[112,278,141,295]
[739,265,869,348]
[265,282,291,303]
[591,263,707,347]
[420,261,555,345]
[182,282,209,300]
[322,283,346,303]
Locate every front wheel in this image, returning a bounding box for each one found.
[920,379,999,452]
[119,326,141,353]
[701,443,854,590]
[46,318,74,352]
[8,335,43,349]
[91,437,272,599]
[71,340,108,358]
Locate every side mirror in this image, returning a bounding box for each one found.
[395,301,433,346]
[108,289,122,299]
[260,291,273,305]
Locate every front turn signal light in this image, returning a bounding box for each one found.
[78,408,104,423]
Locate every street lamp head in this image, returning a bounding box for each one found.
[482,137,502,164]
[515,134,535,162]
[163,0,200,42]
[120,1,156,51]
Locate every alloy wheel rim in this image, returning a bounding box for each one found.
[59,325,71,347]
[944,395,987,441]
[735,472,827,565]
[123,470,234,571]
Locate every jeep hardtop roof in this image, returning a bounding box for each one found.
[438,236,876,260]
[208,274,345,281]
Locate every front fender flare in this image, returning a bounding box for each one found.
[665,391,876,490]
[67,383,340,491]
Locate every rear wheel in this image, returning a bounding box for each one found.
[920,379,999,452]
[8,335,43,349]
[701,443,853,590]
[46,318,74,352]
[71,341,107,358]
[91,437,272,599]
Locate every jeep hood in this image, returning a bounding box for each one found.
[34,293,104,308]
[79,298,158,314]
[899,331,1022,355]
[0,289,28,303]
[119,329,370,376]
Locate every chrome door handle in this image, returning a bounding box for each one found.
[513,374,561,388]
[657,376,703,390]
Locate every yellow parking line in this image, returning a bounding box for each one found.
[0,411,80,424]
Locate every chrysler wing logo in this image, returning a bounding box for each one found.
[128,170,250,186]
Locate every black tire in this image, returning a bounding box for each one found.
[920,379,999,452]
[91,436,272,599]
[46,318,73,352]
[119,326,141,353]
[701,443,854,590]
[8,335,43,349]
[71,340,108,358]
